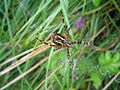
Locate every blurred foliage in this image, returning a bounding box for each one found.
[0,0,120,90]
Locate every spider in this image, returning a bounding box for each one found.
[36,14,90,59]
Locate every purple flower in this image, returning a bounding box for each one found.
[7,45,12,50]
[76,18,84,30]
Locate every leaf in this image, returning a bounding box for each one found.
[100,66,109,74]
[98,53,106,65]
[111,63,120,69]
[92,0,102,7]
[112,52,120,63]
[106,65,117,73]
[90,71,102,89]
[105,52,111,62]
[99,52,120,74]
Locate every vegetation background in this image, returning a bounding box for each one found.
[0,0,120,90]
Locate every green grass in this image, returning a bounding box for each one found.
[0,0,120,90]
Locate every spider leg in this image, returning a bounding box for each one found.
[54,47,62,51]
[66,47,70,59]
[61,14,71,59]
[68,41,91,46]
[64,26,70,41]
[35,37,56,47]
[61,14,70,41]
